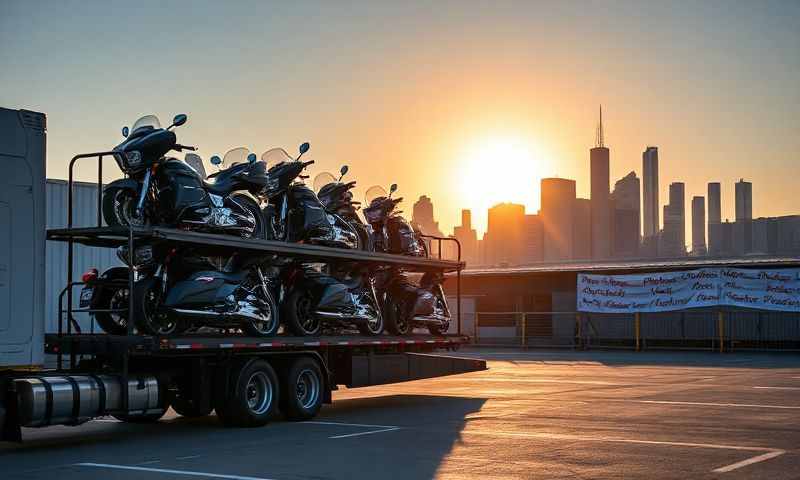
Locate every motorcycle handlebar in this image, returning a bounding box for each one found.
[174,144,197,152]
[302,160,315,167]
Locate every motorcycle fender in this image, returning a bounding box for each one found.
[103,178,139,194]
[316,283,351,310]
[163,271,235,308]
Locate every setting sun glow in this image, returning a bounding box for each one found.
[457,137,550,234]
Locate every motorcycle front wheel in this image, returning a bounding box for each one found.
[90,267,132,335]
[241,284,280,337]
[282,289,321,336]
[427,296,450,336]
[357,294,384,336]
[230,193,266,240]
[102,187,148,228]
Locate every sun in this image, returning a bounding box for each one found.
[457,136,549,232]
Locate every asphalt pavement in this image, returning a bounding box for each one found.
[2,349,799,479]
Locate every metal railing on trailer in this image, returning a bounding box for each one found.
[53,151,465,408]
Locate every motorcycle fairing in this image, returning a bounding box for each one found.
[163,270,247,308]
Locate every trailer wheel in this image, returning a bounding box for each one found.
[172,392,213,418]
[281,357,323,421]
[217,359,279,427]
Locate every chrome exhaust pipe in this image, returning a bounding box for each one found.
[169,307,263,324]
[314,310,374,322]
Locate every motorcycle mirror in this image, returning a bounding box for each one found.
[390,183,398,195]
[247,153,257,163]
[339,165,349,180]
[210,155,222,166]
[296,142,310,160]
[122,126,129,138]
[171,114,188,128]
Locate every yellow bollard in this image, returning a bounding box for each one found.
[635,312,641,352]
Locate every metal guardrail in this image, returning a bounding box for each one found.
[471,310,800,352]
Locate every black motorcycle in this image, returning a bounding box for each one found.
[314,165,372,251]
[260,144,360,249]
[82,243,280,337]
[102,114,267,239]
[363,185,451,335]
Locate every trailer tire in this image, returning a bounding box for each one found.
[217,359,279,427]
[281,357,324,421]
[172,393,213,418]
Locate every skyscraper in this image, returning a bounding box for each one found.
[691,196,706,256]
[611,171,641,258]
[573,198,592,260]
[590,106,611,259]
[642,146,659,249]
[485,202,526,266]
[411,195,443,237]
[522,214,544,264]
[660,182,685,257]
[453,209,478,265]
[541,178,576,261]
[707,182,721,255]
[735,179,752,221]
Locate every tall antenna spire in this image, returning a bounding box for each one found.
[595,104,605,148]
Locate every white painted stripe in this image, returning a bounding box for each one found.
[258,343,272,347]
[460,431,785,473]
[304,341,321,346]
[175,344,192,350]
[632,400,800,409]
[337,341,349,345]
[425,340,436,343]
[219,343,234,348]
[712,451,786,473]
[176,455,202,460]
[753,386,800,391]
[136,460,162,465]
[75,463,276,480]
[305,420,399,429]
[329,427,400,439]
[92,418,121,423]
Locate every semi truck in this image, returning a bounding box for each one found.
[0,107,485,441]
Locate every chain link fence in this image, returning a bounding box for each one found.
[471,310,800,351]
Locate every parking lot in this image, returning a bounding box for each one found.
[2,349,799,479]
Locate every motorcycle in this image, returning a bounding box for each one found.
[82,243,281,337]
[102,114,267,239]
[314,165,372,251]
[363,184,451,335]
[260,144,360,249]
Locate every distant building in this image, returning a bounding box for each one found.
[707,182,722,255]
[590,108,611,259]
[453,209,478,265]
[541,178,576,261]
[573,198,592,260]
[660,182,685,257]
[484,203,525,266]
[611,171,640,258]
[642,147,660,241]
[735,179,752,221]
[522,214,544,264]
[411,195,443,237]
[691,196,706,256]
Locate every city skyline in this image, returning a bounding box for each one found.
[2,1,798,239]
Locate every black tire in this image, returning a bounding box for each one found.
[241,284,280,337]
[427,296,450,336]
[102,186,147,228]
[281,357,324,421]
[283,289,321,336]
[356,292,384,336]
[132,277,185,336]
[91,267,132,335]
[230,193,266,240]
[385,300,411,336]
[216,359,279,427]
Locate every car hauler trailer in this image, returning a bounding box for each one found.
[0,107,485,441]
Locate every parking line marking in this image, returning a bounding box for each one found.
[176,455,202,460]
[304,420,402,439]
[75,463,275,480]
[631,400,800,409]
[753,386,800,391]
[136,460,162,465]
[459,430,785,473]
[329,427,401,439]
[92,418,121,423]
[712,451,786,473]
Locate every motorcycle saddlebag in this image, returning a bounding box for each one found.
[386,217,424,256]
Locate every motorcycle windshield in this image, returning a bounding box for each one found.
[364,185,388,205]
[313,172,337,193]
[222,147,250,167]
[260,147,294,167]
[130,115,161,135]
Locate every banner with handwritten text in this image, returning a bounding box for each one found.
[577,268,800,313]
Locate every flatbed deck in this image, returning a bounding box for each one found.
[47,226,463,272]
[45,333,469,356]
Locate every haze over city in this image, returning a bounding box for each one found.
[2,0,798,238]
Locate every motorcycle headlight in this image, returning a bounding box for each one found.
[264,176,280,193]
[125,150,142,168]
[116,245,154,267]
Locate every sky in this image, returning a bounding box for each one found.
[2,0,798,238]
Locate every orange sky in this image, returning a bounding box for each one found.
[2,1,798,240]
